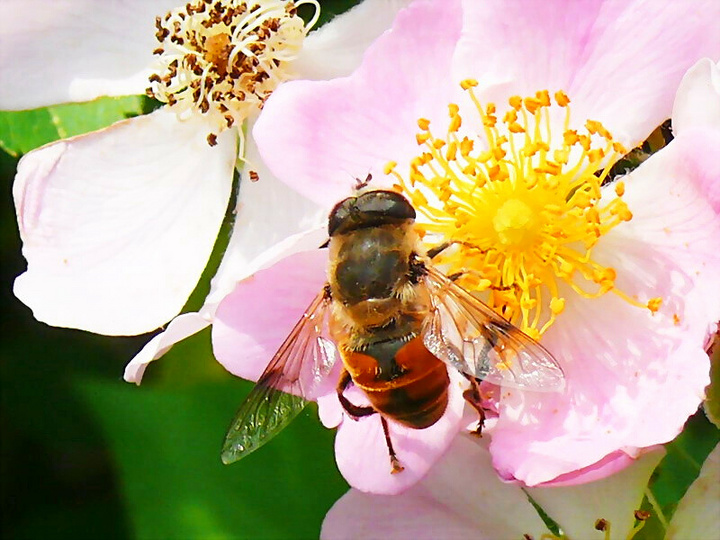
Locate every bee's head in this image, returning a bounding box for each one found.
[328,190,416,237]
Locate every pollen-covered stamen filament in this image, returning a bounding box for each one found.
[147,0,319,144]
[388,81,662,336]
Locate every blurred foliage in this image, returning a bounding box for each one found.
[78,377,345,539]
[1,1,718,539]
[1,144,139,537]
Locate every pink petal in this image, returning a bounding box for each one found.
[295,0,412,80]
[332,370,468,495]
[673,58,720,136]
[124,312,210,384]
[673,126,720,214]
[455,0,720,145]
[322,435,548,539]
[0,0,178,109]
[489,131,720,485]
[212,249,328,380]
[14,109,236,336]
[610,129,720,332]
[536,450,644,487]
[253,0,463,208]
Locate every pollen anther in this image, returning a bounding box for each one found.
[147,0,319,142]
[386,82,656,335]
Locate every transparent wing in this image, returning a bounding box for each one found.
[421,266,565,392]
[221,290,336,464]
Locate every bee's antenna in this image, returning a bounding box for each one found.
[354,172,373,191]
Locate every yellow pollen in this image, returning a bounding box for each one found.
[146,0,319,142]
[493,199,536,247]
[388,83,660,335]
[550,297,565,315]
[647,297,662,313]
[416,132,431,145]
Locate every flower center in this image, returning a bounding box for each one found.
[493,198,536,248]
[386,80,661,338]
[147,0,319,144]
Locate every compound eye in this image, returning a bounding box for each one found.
[357,190,416,221]
[328,198,355,236]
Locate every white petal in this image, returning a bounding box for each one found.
[205,130,326,308]
[123,312,210,384]
[127,132,326,380]
[0,0,178,109]
[666,442,720,540]
[14,108,236,335]
[528,449,664,540]
[124,133,326,383]
[295,0,412,80]
[673,58,720,135]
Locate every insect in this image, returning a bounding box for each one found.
[221,190,565,472]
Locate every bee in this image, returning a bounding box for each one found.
[222,190,565,472]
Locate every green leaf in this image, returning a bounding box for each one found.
[665,442,720,540]
[78,377,348,539]
[47,96,149,139]
[0,96,151,157]
[0,108,59,157]
[635,410,720,539]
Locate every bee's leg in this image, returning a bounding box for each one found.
[336,369,375,419]
[336,370,404,474]
[462,373,486,436]
[426,241,453,260]
[381,417,405,474]
[426,240,481,261]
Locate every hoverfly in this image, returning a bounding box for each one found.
[222,190,565,472]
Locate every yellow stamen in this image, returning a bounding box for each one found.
[387,84,661,335]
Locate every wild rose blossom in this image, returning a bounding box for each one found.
[212,0,720,494]
[0,0,412,379]
[321,434,665,540]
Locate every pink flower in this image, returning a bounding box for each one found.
[322,434,665,540]
[213,0,720,493]
[1,0,412,379]
[672,58,720,213]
